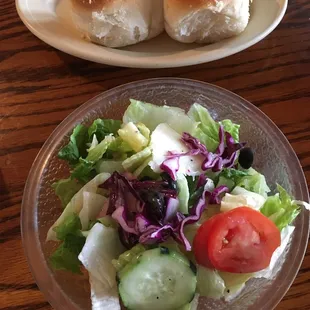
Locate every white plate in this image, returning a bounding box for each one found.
[16,0,288,68]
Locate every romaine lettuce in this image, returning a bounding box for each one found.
[71,135,115,183]
[88,119,121,142]
[52,178,83,208]
[58,124,88,165]
[96,160,124,174]
[49,213,85,274]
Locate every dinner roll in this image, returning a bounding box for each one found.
[71,0,164,48]
[164,0,250,44]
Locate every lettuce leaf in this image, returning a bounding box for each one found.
[197,266,225,298]
[236,168,270,198]
[118,122,149,153]
[58,124,88,165]
[112,244,146,273]
[71,135,115,183]
[47,172,111,241]
[79,223,124,310]
[260,185,300,230]
[50,214,85,274]
[96,160,124,174]
[122,147,152,172]
[53,213,82,240]
[123,99,198,134]
[88,119,121,142]
[52,178,83,208]
[188,103,240,152]
[79,223,125,289]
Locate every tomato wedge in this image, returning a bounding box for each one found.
[193,207,281,273]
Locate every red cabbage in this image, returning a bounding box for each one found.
[206,185,229,204]
[101,171,229,251]
[182,127,245,172]
[112,207,137,235]
[160,157,180,181]
[164,197,179,223]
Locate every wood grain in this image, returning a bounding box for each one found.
[0,0,309,309]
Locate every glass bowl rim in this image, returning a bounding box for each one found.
[21,77,309,310]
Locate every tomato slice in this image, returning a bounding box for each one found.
[193,207,281,273]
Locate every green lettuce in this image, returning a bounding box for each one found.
[123,99,198,134]
[50,214,85,274]
[188,103,240,152]
[95,160,124,174]
[112,244,146,273]
[216,168,250,191]
[177,173,190,214]
[71,135,115,183]
[236,168,270,198]
[118,122,149,152]
[58,125,88,165]
[260,185,300,230]
[88,119,121,142]
[52,178,83,208]
[122,147,152,172]
[186,176,204,208]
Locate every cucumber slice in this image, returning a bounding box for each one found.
[118,247,197,310]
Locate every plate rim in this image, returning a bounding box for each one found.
[16,0,288,68]
[21,78,309,310]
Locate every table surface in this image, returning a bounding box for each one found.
[0,0,309,309]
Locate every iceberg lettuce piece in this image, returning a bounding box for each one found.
[188,103,240,152]
[236,168,270,198]
[196,266,225,299]
[177,173,190,214]
[123,99,198,134]
[79,223,125,289]
[220,186,266,212]
[260,185,300,231]
[79,192,107,230]
[79,223,125,310]
[149,123,204,177]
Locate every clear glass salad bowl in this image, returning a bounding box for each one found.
[21,78,309,310]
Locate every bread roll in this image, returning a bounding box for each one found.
[164,0,250,44]
[71,0,164,48]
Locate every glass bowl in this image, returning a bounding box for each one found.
[21,78,309,310]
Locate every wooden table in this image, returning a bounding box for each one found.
[0,0,309,309]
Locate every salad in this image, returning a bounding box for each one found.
[47,100,309,310]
